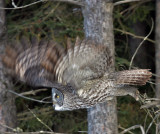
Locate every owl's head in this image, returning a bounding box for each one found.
[52,87,64,110]
[51,84,82,111]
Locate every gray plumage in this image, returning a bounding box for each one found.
[2,37,152,111]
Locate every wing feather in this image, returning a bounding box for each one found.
[2,37,64,87]
[54,39,113,89]
[2,37,112,89]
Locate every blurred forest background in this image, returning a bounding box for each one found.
[3,0,156,133]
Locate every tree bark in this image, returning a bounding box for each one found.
[82,0,118,133]
[0,0,17,132]
[156,0,160,98]
[156,0,160,132]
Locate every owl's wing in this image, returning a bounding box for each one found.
[2,37,113,89]
[43,39,113,89]
[2,37,65,87]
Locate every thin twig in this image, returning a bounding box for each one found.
[139,94,158,126]
[77,131,88,133]
[20,88,49,96]
[147,81,156,85]
[0,0,45,10]
[11,0,17,8]
[114,28,155,44]
[26,106,53,132]
[0,131,63,134]
[145,98,160,101]
[119,125,145,134]
[141,101,160,109]
[114,0,140,6]
[0,0,84,10]
[129,18,154,69]
[8,90,52,103]
[118,125,134,134]
[114,0,152,6]
[0,122,15,132]
[146,112,160,134]
[144,111,149,131]
[50,0,84,6]
[17,107,53,121]
[41,2,60,22]
[120,0,152,15]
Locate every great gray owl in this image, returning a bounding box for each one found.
[2,37,152,111]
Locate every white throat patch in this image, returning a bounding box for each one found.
[54,104,63,111]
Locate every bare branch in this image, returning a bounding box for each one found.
[0,122,15,132]
[114,28,155,44]
[0,0,84,10]
[129,18,154,69]
[141,101,160,109]
[114,0,140,6]
[8,90,52,103]
[140,97,160,109]
[114,0,152,6]
[146,113,160,134]
[0,131,63,134]
[50,0,84,6]
[0,110,69,134]
[20,88,48,96]
[118,125,134,134]
[26,106,53,132]
[11,0,17,8]
[17,107,53,121]
[119,125,145,134]
[0,0,44,10]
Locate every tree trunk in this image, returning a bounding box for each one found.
[82,0,118,133]
[156,0,160,98]
[156,0,160,132]
[0,0,17,132]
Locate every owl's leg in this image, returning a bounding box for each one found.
[115,86,139,100]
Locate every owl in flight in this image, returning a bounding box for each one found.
[2,37,152,111]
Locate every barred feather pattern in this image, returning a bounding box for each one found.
[2,37,64,86]
[2,37,112,88]
[1,37,152,111]
[109,69,152,86]
[53,39,113,89]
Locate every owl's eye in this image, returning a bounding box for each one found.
[52,88,64,106]
[55,94,60,99]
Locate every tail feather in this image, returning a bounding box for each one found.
[114,69,152,85]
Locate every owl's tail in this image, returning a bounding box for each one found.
[112,69,152,85]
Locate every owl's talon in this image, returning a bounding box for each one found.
[135,90,140,101]
[130,89,140,101]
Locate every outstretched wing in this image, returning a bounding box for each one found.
[2,37,113,89]
[43,39,113,89]
[2,37,64,87]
